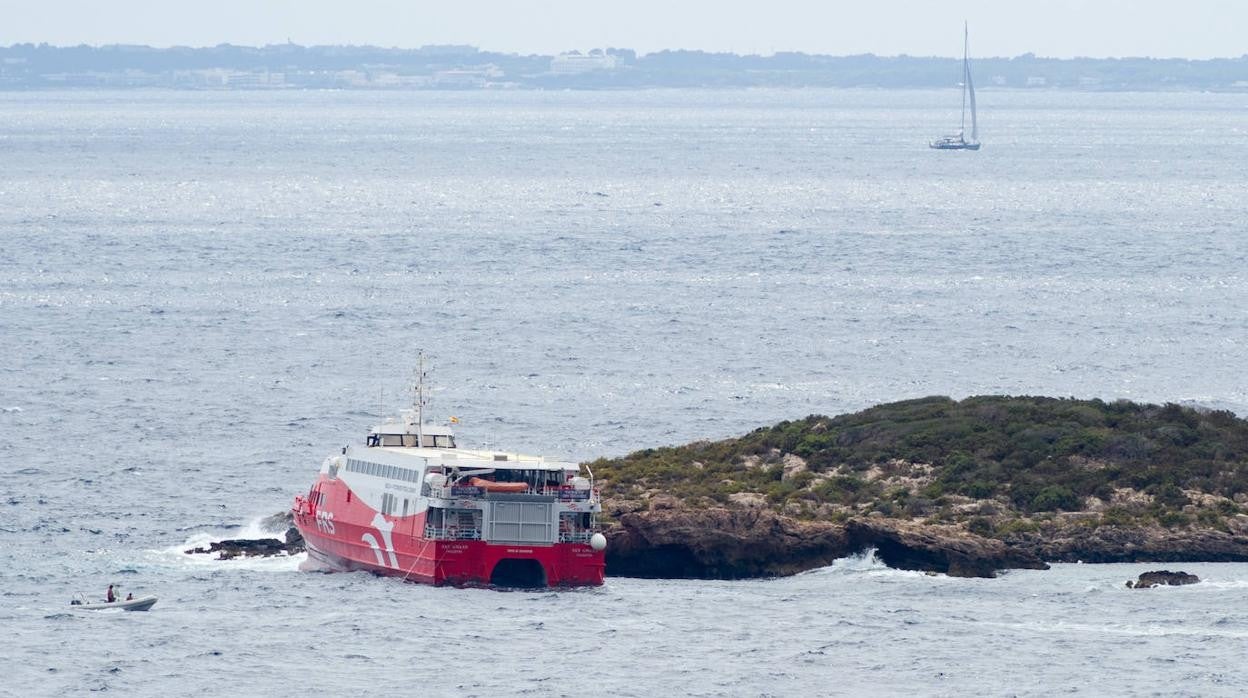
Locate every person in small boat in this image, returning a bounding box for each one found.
[126,593,133,601]
[106,584,116,603]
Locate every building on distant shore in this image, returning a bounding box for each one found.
[434,65,502,88]
[550,51,618,75]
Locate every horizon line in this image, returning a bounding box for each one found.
[4,42,1247,63]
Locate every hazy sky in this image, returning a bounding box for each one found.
[4,0,1245,59]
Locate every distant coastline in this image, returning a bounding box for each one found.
[2,43,1246,91]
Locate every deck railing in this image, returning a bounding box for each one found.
[558,530,594,543]
[426,483,600,503]
[423,525,482,541]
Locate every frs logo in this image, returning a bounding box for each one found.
[313,507,397,570]
[361,513,398,569]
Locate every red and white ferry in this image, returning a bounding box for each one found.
[291,375,606,588]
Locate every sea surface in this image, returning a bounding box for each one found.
[1,88,1247,696]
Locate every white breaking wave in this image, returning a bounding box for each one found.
[981,618,1248,640]
[1187,578,1248,590]
[799,548,928,578]
[828,548,891,572]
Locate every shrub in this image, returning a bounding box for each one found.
[1031,486,1079,512]
[812,476,870,505]
[1195,508,1225,530]
[1100,507,1134,527]
[904,498,935,517]
[1157,511,1191,528]
[873,500,900,517]
[960,480,996,499]
[967,516,993,536]
[1149,483,1189,508]
[788,471,816,489]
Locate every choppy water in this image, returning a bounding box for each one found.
[2,88,1247,696]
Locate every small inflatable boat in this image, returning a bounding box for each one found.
[71,595,158,612]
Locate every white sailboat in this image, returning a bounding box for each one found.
[930,22,981,151]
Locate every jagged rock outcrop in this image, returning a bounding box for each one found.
[843,519,1049,578]
[604,509,1049,579]
[605,508,850,579]
[603,507,1248,578]
[1127,570,1200,588]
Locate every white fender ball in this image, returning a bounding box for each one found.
[590,533,607,551]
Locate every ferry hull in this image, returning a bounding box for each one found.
[292,476,604,588]
[299,531,605,587]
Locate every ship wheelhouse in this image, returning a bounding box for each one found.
[366,410,456,448]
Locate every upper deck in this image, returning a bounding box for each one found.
[348,406,597,505]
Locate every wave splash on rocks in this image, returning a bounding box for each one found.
[183,512,305,560]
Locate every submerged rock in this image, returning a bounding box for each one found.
[1126,570,1200,588]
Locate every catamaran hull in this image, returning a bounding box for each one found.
[299,533,604,587]
[929,142,981,150]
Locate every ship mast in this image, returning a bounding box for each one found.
[413,353,426,447]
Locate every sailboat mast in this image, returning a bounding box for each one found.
[965,22,978,143]
[959,22,968,137]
